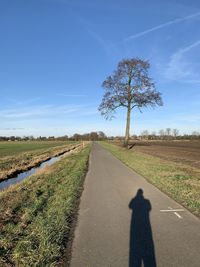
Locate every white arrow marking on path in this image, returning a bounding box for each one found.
[160,207,184,219]
[174,212,183,219]
[160,209,184,212]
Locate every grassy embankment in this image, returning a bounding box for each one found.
[0,144,90,267]
[0,141,79,181]
[101,142,200,217]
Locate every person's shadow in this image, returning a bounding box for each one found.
[129,189,157,267]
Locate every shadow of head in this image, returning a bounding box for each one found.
[136,188,143,196]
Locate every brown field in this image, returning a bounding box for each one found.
[133,140,200,169]
[115,140,200,169]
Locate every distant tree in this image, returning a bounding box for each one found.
[48,136,55,141]
[28,135,34,141]
[16,136,22,141]
[159,129,165,139]
[82,133,90,141]
[0,136,4,141]
[99,58,163,147]
[192,131,199,136]
[130,134,138,140]
[98,131,107,140]
[191,131,200,139]
[90,132,99,141]
[72,133,81,141]
[166,128,171,138]
[141,130,149,139]
[10,136,15,141]
[61,135,68,141]
[172,129,179,139]
[151,131,156,140]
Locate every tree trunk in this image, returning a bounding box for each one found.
[124,104,131,147]
[124,74,132,148]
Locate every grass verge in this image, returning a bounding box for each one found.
[0,145,90,267]
[100,142,200,217]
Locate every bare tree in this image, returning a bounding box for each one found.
[98,131,107,140]
[166,128,171,138]
[172,129,179,139]
[141,130,149,139]
[151,131,156,140]
[90,132,99,141]
[98,58,163,146]
[192,131,199,136]
[159,129,165,140]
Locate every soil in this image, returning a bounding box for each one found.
[130,140,200,169]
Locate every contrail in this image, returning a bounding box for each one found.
[124,12,200,42]
[178,39,200,54]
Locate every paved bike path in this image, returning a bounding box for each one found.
[70,143,200,267]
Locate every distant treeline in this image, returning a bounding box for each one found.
[108,128,200,141]
[0,131,107,141]
[0,129,200,141]
[138,128,200,140]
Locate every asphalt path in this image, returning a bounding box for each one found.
[70,143,200,267]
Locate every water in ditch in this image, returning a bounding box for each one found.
[0,152,68,191]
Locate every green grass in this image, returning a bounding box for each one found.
[0,141,76,157]
[0,145,90,267]
[100,142,200,217]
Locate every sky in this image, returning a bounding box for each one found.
[0,0,200,137]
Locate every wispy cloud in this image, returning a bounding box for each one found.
[0,105,54,119]
[177,114,200,123]
[0,104,97,120]
[74,15,111,56]
[124,11,200,42]
[163,40,200,83]
[0,128,25,131]
[5,97,41,106]
[85,28,111,55]
[57,93,87,97]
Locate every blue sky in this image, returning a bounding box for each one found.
[0,0,200,137]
